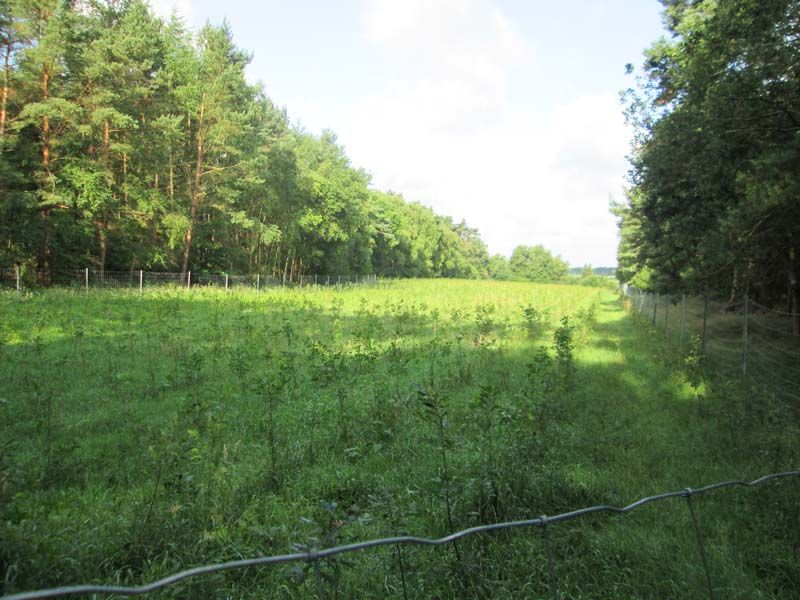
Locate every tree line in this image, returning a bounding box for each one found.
[0,0,576,283]
[616,0,799,330]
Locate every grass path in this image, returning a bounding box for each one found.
[548,294,799,599]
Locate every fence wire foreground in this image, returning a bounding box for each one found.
[2,471,798,600]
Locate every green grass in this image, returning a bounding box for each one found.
[0,280,797,599]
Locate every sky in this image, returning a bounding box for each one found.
[150,0,668,267]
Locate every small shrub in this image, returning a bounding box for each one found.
[521,304,548,339]
[553,316,575,388]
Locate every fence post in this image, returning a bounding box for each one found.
[684,490,716,600]
[257,273,260,291]
[701,293,709,356]
[314,555,324,600]
[742,293,749,377]
[85,267,89,296]
[680,294,686,342]
[187,271,191,289]
[327,275,330,286]
[225,273,229,291]
[15,265,20,292]
[139,270,143,295]
[652,293,658,326]
[539,515,559,600]
[664,296,670,337]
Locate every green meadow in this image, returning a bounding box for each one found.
[0,280,797,599]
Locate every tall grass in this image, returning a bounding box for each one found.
[0,280,796,599]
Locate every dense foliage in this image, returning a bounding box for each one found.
[0,0,500,280]
[486,245,569,283]
[616,0,800,327]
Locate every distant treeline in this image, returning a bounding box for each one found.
[0,0,579,283]
[616,0,799,321]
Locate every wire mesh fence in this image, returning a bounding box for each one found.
[2,470,797,600]
[0,269,378,293]
[622,286,800,412]
[0,268,19,291]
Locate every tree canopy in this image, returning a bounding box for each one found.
[616,0,800,321]
[0,0,539,281]
[508,244,568,282]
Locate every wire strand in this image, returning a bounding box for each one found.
[747,330,800,360]
[3,471,798,600]
[748,318,796,337]
[747,362,800,402]
[749,299,799,317]
[747,348,800,379]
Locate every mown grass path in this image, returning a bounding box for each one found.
[552,296,799,599]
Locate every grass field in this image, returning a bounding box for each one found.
[0,280,797,599]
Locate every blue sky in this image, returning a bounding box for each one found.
[151,0,668,266]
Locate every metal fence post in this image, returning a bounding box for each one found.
[742,293,749,377]
[680,294,686,342]
[701,293,709,356]
[311,550,324,600]
[225,273,229,291]
[85,267,89,296]
[187,271,191,289]
[539,515,559,600]
[653,293,658,326]
[257,273,260,291]
[15,265,20,292]
[139,269,143,295]
[684,489,715,600]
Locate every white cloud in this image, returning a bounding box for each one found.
[361,0,527,127]
[343,2,629,266]
[148,0,193,21]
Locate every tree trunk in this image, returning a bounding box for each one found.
[98,220,107,275]
[726,265,739,309]
[168,150,174,205]
[181,101,205,276]
[0,42,11,137]
[39,64,52,278]
[103,119,110,168]
[41,66,50,171]
[181,199,197,276]
[122,148,128,205]
[99,119,111,275]
[272,244,280,278]
[790,247,799,337]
